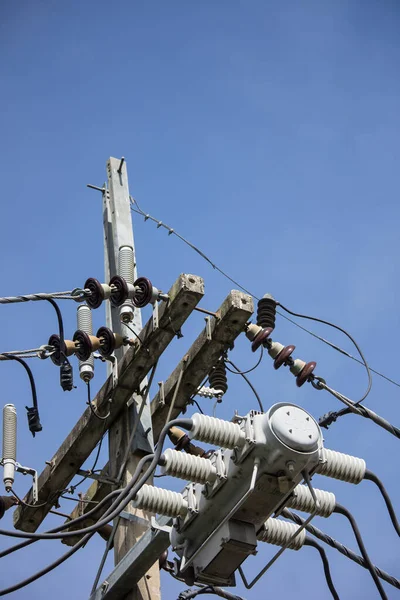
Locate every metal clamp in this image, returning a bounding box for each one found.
[151,516,172,533]
[106,355,118,389]
[152,301,159,331]
[15,463,38,503]
[204,317,213,341]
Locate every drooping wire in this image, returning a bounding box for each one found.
[278,302,371,405]
[224,347,264,375]
[1,354,42,436]
[130,196,400,391]
[334,504,388,599]
[86,381,111,421]
[364,470,400,536]
[282,509,400,590]
[303,537,340,600]
[224,358,264,412]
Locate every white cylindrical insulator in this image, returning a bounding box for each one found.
[268,341,285,359]
[257,518,305,550]
[287,484,336,518]
[189,413,246,449]
[77,304,94,380]
[161,448,217,484]
[2,404,17,491]
[289,359,306,376]
[118,246,135,285]
[132,484,188,518]
[316,448,366,484]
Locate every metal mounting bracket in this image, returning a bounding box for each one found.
[151,516,172,534]
[15,463,38,503]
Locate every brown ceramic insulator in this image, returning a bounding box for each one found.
[296,361,317,387]
[159,550,169,570]
[88,335,101,352]
[48,334,76,366]
[73,330,93,361]
[109,275,129,307]
[85,278,105,310]
[133,277,154,308]
[274,345,296,370]
[168,426,188,448]
[251,327,274,352]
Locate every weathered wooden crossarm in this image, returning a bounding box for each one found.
[61,289,253,546]
[14,273,204,532]
[151,289,253,441]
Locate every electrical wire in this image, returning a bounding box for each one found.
[130,197,400,391]
[224,359,264,412]
[334,503,388,599]
[364,470,400,536]
[0,288,89,305]
[86,381,111,421]
[178,586,246,599]
[282,509,400,590]
[278,303,372,405]
[224,347,263,375]
[0,418,193,541]
[317,382,400,439]
[304,537,340,600]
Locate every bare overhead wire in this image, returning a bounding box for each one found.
[130,197,400,391]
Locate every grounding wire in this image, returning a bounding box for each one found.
[224,347,263,375]
[130,196,400,391]
[304,537,340,600]
[282,509,400,590]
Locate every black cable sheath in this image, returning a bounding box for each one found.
[364,470,400,536]
[334,504,388,599]
[0,418,193,540]
[282,509,400,590]
[304,537,340,600]
[0,419,192,593]
[1,355,39,412]
[277,303,372,405]
[224,359,264,412]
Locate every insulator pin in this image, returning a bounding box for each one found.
[160,448,217,484]
[133,484,188,518]
[257,517,305,550]
[316,448,366,484]
[286,484,336,518]
[189,413,246,449]
[208,361,228,396]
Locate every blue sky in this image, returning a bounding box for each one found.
[1,1,399,598]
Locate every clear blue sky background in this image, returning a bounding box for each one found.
[1,1,399,598]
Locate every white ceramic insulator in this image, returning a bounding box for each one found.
[257,518,305,550]
[77,304,94,377]
[316,448,366,484]
[189,413,246,449]
[245,324,262,342]
[161,448,217,484]
[289,359,306,376]
[287,484,336,518]
[2,404,17,491]
[118,246,135,285]
[100,283,112,300]
[132,484,188,518]
[267,341,285,359]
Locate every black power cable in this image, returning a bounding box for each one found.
[304,537,340,600]
[178,586,245,599]
[277,303,372,405]
[46,298,73,391]
[364,470,400,537]
[282,509,400,590]
[334,504,388,600]
[224,359,264,412]
[1,354,42,436]
[0,418,193,541]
